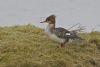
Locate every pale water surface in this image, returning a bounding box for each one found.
[0,0,100,32]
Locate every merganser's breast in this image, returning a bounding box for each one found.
[45,32,66,43]
[44,25,66,43]
[44,25,70,43]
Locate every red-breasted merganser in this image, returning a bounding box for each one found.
[40,15,70,47]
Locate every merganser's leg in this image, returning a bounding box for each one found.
[61,43,64,47]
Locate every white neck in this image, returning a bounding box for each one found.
[45,24,55,33]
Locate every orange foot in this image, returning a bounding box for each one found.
[61,43,65,48]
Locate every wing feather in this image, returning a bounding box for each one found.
[52,27,70,38]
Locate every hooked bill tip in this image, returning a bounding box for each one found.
[40,22,43,23]
[40,21,46,23]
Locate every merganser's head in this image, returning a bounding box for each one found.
[40,15,56,24]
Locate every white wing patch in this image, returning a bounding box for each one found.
[66,33,70,35]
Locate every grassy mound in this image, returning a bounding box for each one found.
[0,24,100,67]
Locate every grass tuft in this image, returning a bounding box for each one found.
[0,25,100,67]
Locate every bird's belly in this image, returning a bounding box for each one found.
[47,33,65,43]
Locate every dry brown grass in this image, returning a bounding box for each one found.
[0,25,100,67]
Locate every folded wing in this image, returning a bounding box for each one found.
[52,27,70,39]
